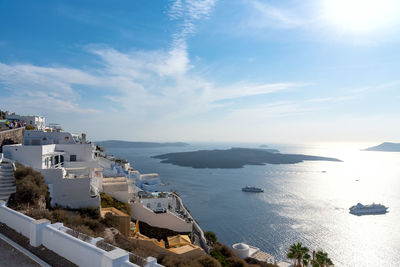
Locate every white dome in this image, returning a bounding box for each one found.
[234,243,249,250]
[232,243,250,259]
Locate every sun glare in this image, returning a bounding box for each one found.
[321,0,399,34]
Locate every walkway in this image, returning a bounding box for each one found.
[0,233,49,267]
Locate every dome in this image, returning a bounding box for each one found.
[232,243,250,259]
[234,243,249,250]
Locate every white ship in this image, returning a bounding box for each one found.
[242,186,264,193]
[349,203,388,216]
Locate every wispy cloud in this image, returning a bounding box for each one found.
[351,81,400,93]
[247,0,307,29]
[305,95,355,103]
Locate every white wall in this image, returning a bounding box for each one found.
[41,169,100,209]
[130,202,192,232]
[0,201,34,237]
[2,144,51,169]
[56,143,93,162]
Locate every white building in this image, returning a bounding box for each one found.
[3,130,101,208]
[135,173,167,192]
[232,243,275,264]
[5,114,46,131]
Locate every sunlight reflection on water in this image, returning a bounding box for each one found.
[104,142,400,267]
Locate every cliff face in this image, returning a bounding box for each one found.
[0,128,24,152]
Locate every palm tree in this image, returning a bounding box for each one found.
[287,242,311,267]
[302,253,311,266]
[314,250,333,267]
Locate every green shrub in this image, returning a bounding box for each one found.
[102,213,120,228]
[25,125,35,130]
[78,207,101,219]
[51,209,71,224]
[205,231,218,245]
[196,255,221,267]
[100,192,132,216]
[12,165,50,207]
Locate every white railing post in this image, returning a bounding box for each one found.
[30,219,51,247]
[144,257,158,267]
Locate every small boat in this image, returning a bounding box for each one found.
[349,203,388,216]
[242,186,264,193]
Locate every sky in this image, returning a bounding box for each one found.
[1,0,400,143]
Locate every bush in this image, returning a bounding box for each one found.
[196,255,221,267]
[12,165,50,207]
[102,213,120,228]
[25,125,35,130]
[78,207,101,220]
[100,192,132,216]
[51,209,71,224]
[205,231,218,245]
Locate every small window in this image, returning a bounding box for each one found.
[70,155,77,162]
[157,203,161,208]
[147,203,151,208]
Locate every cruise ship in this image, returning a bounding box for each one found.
[242,186,264,193]
[349,203,388,216]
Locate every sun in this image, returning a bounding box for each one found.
[321,0,399,34]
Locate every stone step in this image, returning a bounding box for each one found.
[0,169,14,174]
[0,177,15,182]
[0,192,15,200]
[0,176,14,179]
[0,173,14,176]
[0,183,16,188]
[0,188,16,193]
[0,174,14,177]
[0,174,14,178]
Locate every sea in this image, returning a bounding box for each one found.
[100,142,400,267]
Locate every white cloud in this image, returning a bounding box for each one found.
[169,0,216,44]
[247,0,307,29]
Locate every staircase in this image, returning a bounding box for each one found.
[0,162,16,202]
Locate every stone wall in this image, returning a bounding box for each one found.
[0,128,24,152]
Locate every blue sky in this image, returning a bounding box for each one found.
[1,0,400,143]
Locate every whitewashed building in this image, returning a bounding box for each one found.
[3,130,102,208]
[5,114,46,131]
[135,173,167,192]
[232,243,275,264]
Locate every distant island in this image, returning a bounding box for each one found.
[153,147,341,169]
[96,140,189,148]
[363,142,400,152]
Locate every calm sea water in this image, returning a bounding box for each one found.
[101,142,400,267]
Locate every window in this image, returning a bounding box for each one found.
[147,203,151,208]
[157,203,161,208]
[70,155,77,162]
